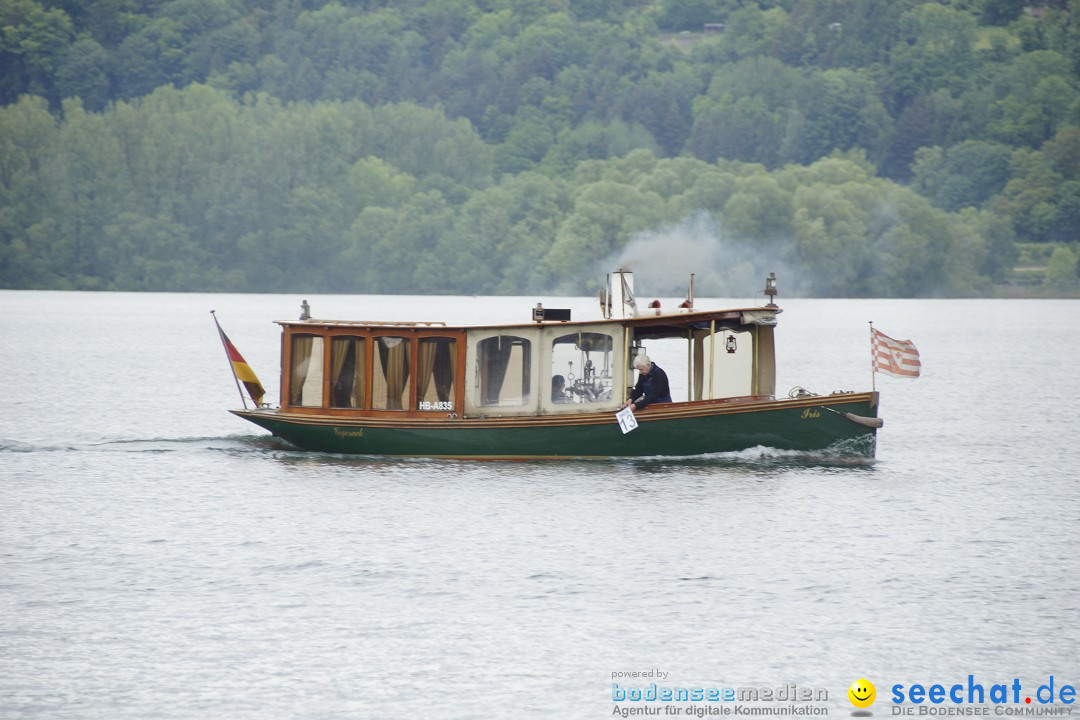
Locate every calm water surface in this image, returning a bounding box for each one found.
[1,291,1078,720]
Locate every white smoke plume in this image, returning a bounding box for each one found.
[598,212,801,300]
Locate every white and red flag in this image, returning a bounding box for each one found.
[872,328,921,379]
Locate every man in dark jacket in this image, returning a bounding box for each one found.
[623,354,672,411]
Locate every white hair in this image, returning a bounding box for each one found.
[632,354,651,371]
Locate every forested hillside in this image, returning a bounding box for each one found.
[2,0,1078,295]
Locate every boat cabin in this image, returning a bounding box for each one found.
[277,274,778,420]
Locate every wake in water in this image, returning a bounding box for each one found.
[0,434,283,455]
[606,439,877,471]
[0,433,875,472]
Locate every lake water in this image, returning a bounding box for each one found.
[2,291,1078,720]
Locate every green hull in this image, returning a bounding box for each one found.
[232,393,879,459]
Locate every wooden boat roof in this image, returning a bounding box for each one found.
[275,304,781,339]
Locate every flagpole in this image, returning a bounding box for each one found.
[869,320,876,392]
[211,310,249,409]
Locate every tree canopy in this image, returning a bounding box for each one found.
[1,0,1078,295]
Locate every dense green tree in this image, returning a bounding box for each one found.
[101,211,201,290]
[691,93,783,166]
[784,67,893,166]
[1042,125,1080,179]
[985,52,1077,147]
[113,19,186,98]
[182,19,260,84]
[978,0,1024,26]
[690,5,789,63]
[993,147,1063,243]
[418,186,514,292]
[616,64,700,157]
[540,173,666,287]
[0,0,75,104]
[887,89,965,181]
[569,0,626,22]
[911,140,1013,211]
[491,171,568,293]
[368,102,493,188]
[159,0,239,38]
[886,3,977,110]
[495,107,557,174]
[1050,181,1080,244]
[967,207,1018,283]
[372,190,455,292]
[688,56,792,166]
[51,98,131,284]
[779,0,912,69]
[1043,244,1078,288]
[62,0,140,49]
[0,95,57,286]
[347,156,416,210]
[55,37,110,110]
[722,173,793,241]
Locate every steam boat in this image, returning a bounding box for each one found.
[230,272,881,459]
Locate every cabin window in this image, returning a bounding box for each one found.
[550,331,615,406]
[372,336,411,410]
[417,338,456,412]
[290,334,325,407]
[476,335,531,406]
[330,336,366,408]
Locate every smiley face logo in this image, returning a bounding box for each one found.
[848,679,876,708]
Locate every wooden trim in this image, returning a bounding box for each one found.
[321,335,331,408]
[274,307,774,334]
[282,330,329,410]
[407,334,417,414]
[455,333,466,416]
[280,325,289,408]
[240,392,877,430]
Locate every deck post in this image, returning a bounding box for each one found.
[753,325,759,395]
[686,329,692,402]
[708,320,715,400]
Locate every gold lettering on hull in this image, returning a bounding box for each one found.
[800,408,821,419]
[333,428,365,438]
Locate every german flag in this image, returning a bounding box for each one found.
[213,314,266,407]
